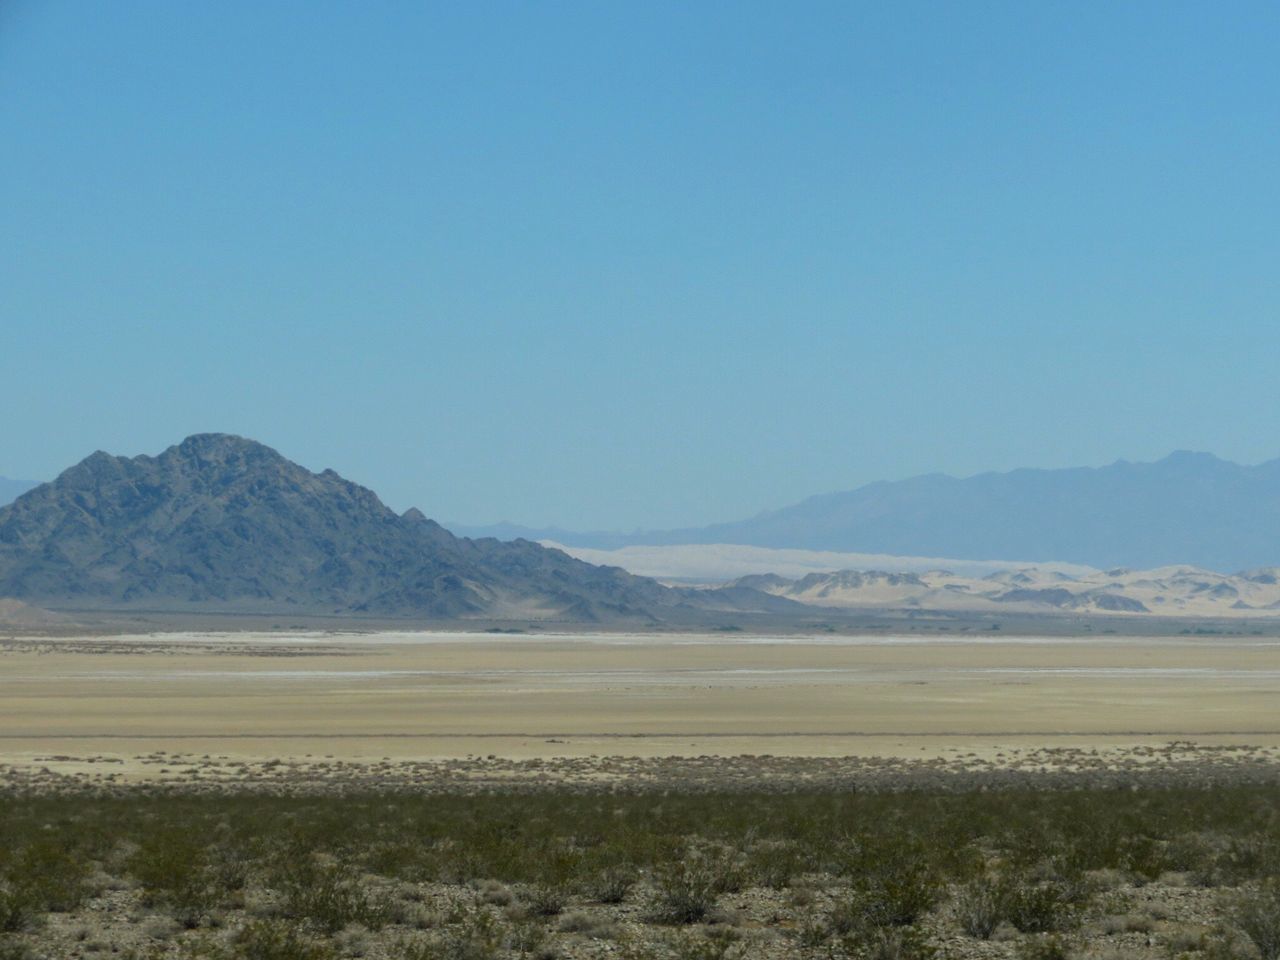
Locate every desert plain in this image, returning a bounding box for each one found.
[6,629,1280,960]
[3,629,1280,783]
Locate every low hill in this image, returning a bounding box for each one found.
[733,565,1280,618]
[0,434,799,623]
[0,598,70,628]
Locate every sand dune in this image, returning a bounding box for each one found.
[551,540,1280,618]
[726,565,1280,617]
[549,541,1097,581]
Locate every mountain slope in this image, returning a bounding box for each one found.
[469,452,1280,572]
[0,434,796,622]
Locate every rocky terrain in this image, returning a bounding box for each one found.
[0,435,799,624]
[7,435,1280,629]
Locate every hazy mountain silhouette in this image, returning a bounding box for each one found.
[455,452,1280,572]
[0,434,799,621]
[0,477,36,507]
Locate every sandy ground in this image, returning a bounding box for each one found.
[547,540,1099,580]
[2,630,1279,780]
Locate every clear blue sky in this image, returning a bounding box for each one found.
[3,1,1279,530]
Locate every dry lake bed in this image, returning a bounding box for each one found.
[5,630,1280,960]
[2,629,1279,785]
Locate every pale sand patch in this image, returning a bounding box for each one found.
[545,541,1099,580]
[2,631,1279,778]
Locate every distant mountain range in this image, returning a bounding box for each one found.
[453,452,1280,572]
[0,434,799,623]
[0,477,35,506]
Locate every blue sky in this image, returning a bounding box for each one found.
[3,1,1279,529]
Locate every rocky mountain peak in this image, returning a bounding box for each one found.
[168,432,273,461]
[0,436,792,623]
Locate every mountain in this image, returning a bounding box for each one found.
[0,434,799,622]
[461,452,1280,572]
[0,477,36,507]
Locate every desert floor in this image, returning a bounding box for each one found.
[2,630,1279,783]
[5,630,1280,960]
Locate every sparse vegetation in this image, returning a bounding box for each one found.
[0,940,36,960]
[1231,881,1280,960]
[647,856,728,925]
[953,875,1005,939]
[584,865,635,904]
[1003,877,1084,933]
[0,781,1279,957]
[1015,933,1075,960]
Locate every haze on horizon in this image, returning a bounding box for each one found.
[4,2,1279,530]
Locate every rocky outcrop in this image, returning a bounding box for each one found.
[0,434,795,622]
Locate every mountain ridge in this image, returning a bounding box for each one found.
[451,451,1280,572]
[0,476,36,507]
[0,434,801,623]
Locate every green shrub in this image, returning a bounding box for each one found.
[1165,833,1217,876]
[1170,930,1249,960]
[4,838,90,915]
[415,906,504,960]
[1004,879,1081,934]
[0,937,37,960]
[791,908,831,948]
[665,927,748,960]
[647,852,737,925]
[952,876,1004,939]
[834,924,935,960]
[0,887,38,934]
[747,841,807,890]
[505,917,553,957]
[521,883,568,917]
[219,919,336,960]
[1233,881,1280,960]
[836,860,940,930]
[275,864,393,934]
[1220,838,1280,886]
[584,865,635,904]
[129,830,221,928]
[1015,934,1073,960]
